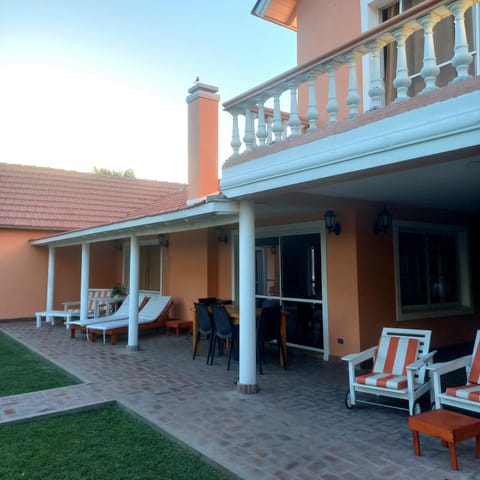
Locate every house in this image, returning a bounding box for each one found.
[3,0,480,394]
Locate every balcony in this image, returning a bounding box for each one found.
[221,0,479,203]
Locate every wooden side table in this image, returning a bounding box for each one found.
[408,409,480,470]
[165,319,193,336]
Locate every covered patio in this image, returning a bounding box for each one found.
[1,319,477,479]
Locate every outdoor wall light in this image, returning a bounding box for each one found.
[374,205,392,235]
[157,234,169,248]
[216,227,228,243]
[324,210,341,235]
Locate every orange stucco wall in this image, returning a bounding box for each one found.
[0,229,50,319]
[0,231,124,320]
[163,228,232,322]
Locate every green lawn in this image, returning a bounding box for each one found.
[0,403,231,480]
[0,330,79,396]
[0,331,232,479]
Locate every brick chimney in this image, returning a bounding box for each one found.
[186,81,220,202]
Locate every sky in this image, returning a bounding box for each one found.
[0,0,296,183]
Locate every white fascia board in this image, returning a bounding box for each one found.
[220,90,480,198]
[251,0,271,16]
[31,200,240,247]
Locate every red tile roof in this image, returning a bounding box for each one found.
[0,163,187,230]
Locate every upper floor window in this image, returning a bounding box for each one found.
[393,222,472,321]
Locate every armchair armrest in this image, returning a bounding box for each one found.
[342,346,376,366]
[407,350,437,372]
[428,354,472,377]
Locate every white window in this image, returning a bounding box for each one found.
[393,221,472,321]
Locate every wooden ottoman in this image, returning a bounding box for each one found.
[408,409,480,470]
[165,319,193,336]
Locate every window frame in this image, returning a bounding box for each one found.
[393,220,473,321]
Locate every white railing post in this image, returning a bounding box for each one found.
[288,83,301,137]
[345,53,360,117]
[272,92,284,142]
[256,101,267,146]
[326,63,340,125]
[306,73,320,130]
[366,40,385,110]
[392,27,413,102]
[243,107,256,152]
[266,115,273,144]
[449,0,474,83]
[418,13,441,94]
[230,110,242,156]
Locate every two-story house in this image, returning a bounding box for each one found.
[7,0,480,394]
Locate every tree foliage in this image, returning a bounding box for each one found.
[92,167,136,178]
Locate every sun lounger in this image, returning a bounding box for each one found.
[67,294,147,339]
[87,295,173,344]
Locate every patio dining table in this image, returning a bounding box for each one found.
[192,304,287,366]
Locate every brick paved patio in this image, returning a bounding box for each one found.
[0,320,478,479]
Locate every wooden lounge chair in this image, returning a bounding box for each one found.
[87,295,173,345]
[342,328,436,415]
[430,330,480,414]
[67,294,146,339]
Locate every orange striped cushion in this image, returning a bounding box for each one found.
[373,335,419,376]
[356,372,408,390]
[468,343,480,385]
[446,384,480,402]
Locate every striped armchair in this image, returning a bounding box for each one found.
[342,328,436,415]
[430,330,480,414]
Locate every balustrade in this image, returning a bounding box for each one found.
[224,0,479,157]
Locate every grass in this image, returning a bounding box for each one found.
[0,403,231,480]
[0,331,232,479]
[0,330,79,396]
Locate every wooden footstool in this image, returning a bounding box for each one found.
[165,319,193,336]
[408,409,480,470]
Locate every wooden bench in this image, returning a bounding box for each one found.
[408,409,480,470]
[165,319,193,336]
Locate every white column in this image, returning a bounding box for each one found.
[345,53,360,117]
[80,243,90,324]
[418,13,441,94]
[367,40,385,110]
[306,73,319,130]
[326,63,340,124]
[127,234,140,350]
[237,200,258,394]
[230,111,241,156]
[288,83,301,137]
[45,246,55,323]
[271,92,284,143]
[449,0,474,83]
[392,27,412,102]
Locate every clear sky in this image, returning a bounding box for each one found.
[0,0,296,183]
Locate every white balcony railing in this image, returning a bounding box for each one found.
[223,0,479,158]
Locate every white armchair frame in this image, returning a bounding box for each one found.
[342,328,436,415]
[429,330,480,414]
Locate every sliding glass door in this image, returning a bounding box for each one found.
[255,225,327,353]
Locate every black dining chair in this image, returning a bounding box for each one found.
[210,305,237,370]
[256,305,287,374]
[193,302,215,364]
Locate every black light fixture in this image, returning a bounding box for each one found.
[157,234,169,247]
[216,227,228,243]
[374,205,392,235]
[324,210,341,235]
